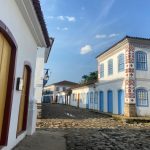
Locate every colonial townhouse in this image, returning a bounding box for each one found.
[0,0,52,149]
[68,81,97,110]
[43,80,78,103]
[96,36,150,117]
[66,36,150,117]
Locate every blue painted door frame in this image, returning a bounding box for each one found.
[99,91,104,112]
[107,90,113,113]
[118,90,124,114]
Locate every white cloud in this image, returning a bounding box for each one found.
[80,45,92,55]
[95,34,106,39]
[95,33,119,39]
[66,16,76,22]
[57,16,65,21]
[56,27,60,30]
[100,0,115,18]
[47,16,54,19]
[48,15,76,22]
[63,27,68,31]
[56,27,68,31]
[109,33,119,38]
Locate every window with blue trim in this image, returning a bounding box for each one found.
[136,88,148,106]
[118,54,124,72]
[108,59,113,75]
[100,64,104,78]
[136,51,147,70]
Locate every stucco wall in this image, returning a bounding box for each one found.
[134,46,150,116]
[135,80,150,116]
[97,48,125,82]
[135,47,150,79]
[96,80,125,114]
[0,0,38,149]
[34,48,45,103]
[71,86,93,109]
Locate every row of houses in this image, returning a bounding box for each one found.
[0,0,53,149]
[43,80,78,103]
[57,36,150,117]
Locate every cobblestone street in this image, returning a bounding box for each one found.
[15,104,150,150]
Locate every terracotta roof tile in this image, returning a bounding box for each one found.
[32,0,50,47]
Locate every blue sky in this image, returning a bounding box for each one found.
[41,0,150,84]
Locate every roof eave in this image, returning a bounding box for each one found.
[15,0,50,48]
[44,37,54,63]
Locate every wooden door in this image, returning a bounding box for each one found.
[0,33,11,140]
[17,66,30,134]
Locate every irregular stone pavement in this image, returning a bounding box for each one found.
[15,103,150,150]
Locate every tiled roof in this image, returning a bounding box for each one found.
[46,80,79,87]
[96,36,150,58]
[71,80,97,90]
[32,0,50,47]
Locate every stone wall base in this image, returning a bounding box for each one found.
[124,103,137,117]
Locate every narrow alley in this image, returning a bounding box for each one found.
[14,104,150,150]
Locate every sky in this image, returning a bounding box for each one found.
[41,0,150,84]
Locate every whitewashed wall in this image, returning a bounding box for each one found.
[71,86,96,109]
[134,46,150,116]
[0,0,38,149]
[34,47,45,103]
[97,49,125,82]
[96,80,125,114]
[135,47,150,79]
[135,80,150,116]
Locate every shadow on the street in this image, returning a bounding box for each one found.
[14,127,150,150]
[38,103,109,119]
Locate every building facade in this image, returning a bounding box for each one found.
[0,0,51,149]
[96,36,150,117]
[43,80,78,103]
[60,36,150,117]
[34,38,54,104]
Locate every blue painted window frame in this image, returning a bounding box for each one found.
[118,54,124,72]
[108,59,113,75]
[100,64,104,78]
[136,88,148,107]
[136,51,147,71]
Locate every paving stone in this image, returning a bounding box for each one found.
[17,104,150,150]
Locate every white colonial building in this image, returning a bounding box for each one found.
[43,80,78,103]
[34,38,54,104]
[0,0,52,149]
[96,36,150,117]
[64,36,150,117]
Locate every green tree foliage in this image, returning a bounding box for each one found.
[81,71,98,84]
